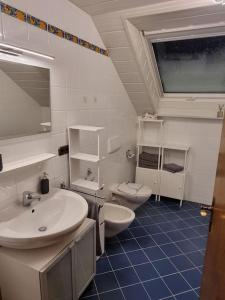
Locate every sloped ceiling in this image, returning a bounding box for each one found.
[0,61,50,107]
[69,0,173,16]
[70,0,221,115]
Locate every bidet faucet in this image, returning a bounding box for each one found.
[23,191,41,207]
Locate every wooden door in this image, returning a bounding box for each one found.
[200,119,225,299]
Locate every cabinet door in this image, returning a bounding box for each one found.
[160,170,185,200]
[73,223,96,299]
[136,167,159,194]
[40,247,74,300]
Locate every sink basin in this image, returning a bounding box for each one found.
[0,189,88,249]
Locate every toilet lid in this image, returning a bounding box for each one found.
[117,182,143,195]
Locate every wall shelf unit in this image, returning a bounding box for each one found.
[68,125,105,194]
[136,117,190,206]
[0,153,56,174]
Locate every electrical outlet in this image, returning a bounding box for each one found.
[58,145,69,156]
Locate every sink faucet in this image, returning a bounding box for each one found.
[23,191,41,207]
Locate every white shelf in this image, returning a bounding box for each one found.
[71,179,101,191]
[137,142,162,148]
[69,125,104,132]
[138,117,163,123]
[163,143,190,151]
[70,153,104,163]
[1,153,56,174]
[137,142,190,151]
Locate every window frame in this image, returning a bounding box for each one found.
[146,27,225,101]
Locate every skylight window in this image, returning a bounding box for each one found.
[151,35,225,94]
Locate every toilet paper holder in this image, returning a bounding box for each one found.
[126,149,136,159]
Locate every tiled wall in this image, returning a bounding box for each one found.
[144,118,222,205]
[0,0,137,210]
[0,1,109,57]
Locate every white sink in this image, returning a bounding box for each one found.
[0,189,88,249]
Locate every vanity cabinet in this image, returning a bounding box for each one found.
[0,219,96,300]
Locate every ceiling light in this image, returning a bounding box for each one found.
[0,43,54,60]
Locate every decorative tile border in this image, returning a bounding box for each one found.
[0,1,109,57]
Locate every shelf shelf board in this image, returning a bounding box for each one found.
[71,179,101,191]
[70,153,104,162]
[1,153,56,174]
[162,143,190,151]
[139,117,164,123]
[137,142,190,151]
[69,125,104,132]
[137,142,162,148]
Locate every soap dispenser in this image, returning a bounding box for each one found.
[40,172,49,194]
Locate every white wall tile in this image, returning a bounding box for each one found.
[0,0,137,207]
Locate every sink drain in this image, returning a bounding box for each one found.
[38,226,47,232]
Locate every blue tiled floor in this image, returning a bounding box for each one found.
[81,197,210,300]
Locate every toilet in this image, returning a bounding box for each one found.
[104,203,135,237]
[111,182,152,211]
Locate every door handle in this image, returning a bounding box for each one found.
[200,201,215,232]
[200,205,213,217]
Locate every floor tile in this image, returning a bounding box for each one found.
[181,269,202,289]
[129,226,148,237]
[127,250,149,265]
[117,230,133,241]
[175,240,198,254]
[128,219,140,228]
[152,233,172,245]
[115,267,140,287]
[138,216,153,226]
[193,225,209,236]
[144,246,166,261]
[183,217,201,227]
[170,255,195,271]
[99,289,124,300]
[96,257,112,274]
[173,220,188,230]
[175,290,199,300]
[180,228,199,239]
[121,239,140,252]
[83,198,209,300]
[144,278,172,300]
[122,283,149,300]
[163,273,190,294]
[166,230,186,242]
[158,222,177,232]
[136,236,156,248]
[144,224,162,235]
[152,258,177,276]
[160,243,182,257]
[163,212,181,222]
[95,272,119,293]
[186,251,205,267]
[106,242,124,256]
[109,254,131,270]
[134,262,159,281]
[190,237,207,250]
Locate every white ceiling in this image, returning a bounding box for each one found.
[69,0,173,16]
[130,5,225,32]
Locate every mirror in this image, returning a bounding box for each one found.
[0,60,51,140]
